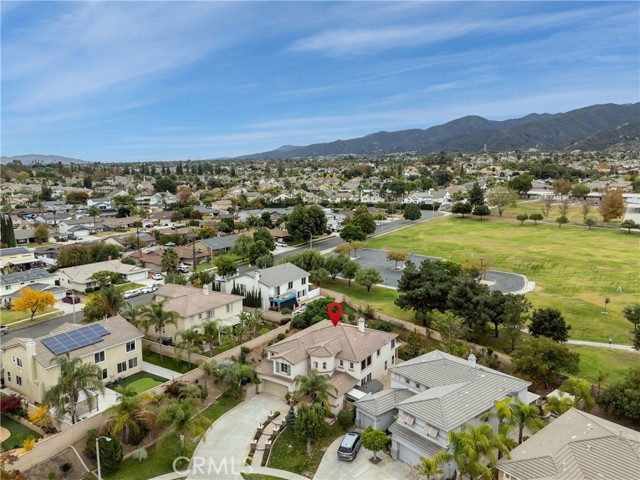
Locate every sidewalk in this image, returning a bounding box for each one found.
[567,339,636,351]
[142,361,184,380]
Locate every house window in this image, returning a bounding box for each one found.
[288,281,293,289]
[126,341,136,352]
[377,349,380,357]
[322,362,327,370]
[95,351,105,363]
[404,414,415,426]
[391,339,395,348]
[102,368,108,380]
[427,426,439,438]
[117,361,127,374]
[16,376,22,386]
[392,355,395,364]
[279,363,290,375]
[128,357,138,369]
[384,361,388,370]
[275,286,280,295]
[15,357,22,368]
[226,304,232,313]
[405,377,410,384]
[349,362,354,370]
[314,361,318,369]
[208,309,214,319]
[301,277,306,285]
[6,372,11,382]
[340,360,344,367]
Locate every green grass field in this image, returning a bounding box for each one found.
[0,414,41,451]
[503,200,623,228]
[0,307,60,326]
[567,345,638,385]
[142,351,194,374]
[116,371,168,393]
[367,216,640,344]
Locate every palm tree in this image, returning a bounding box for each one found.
[414,450,451,479]
[104,386,156,444]
[88,205,100,225]
[44,353,105,424]
[293,369,338,411]
[120,302,143,328]
[140,300,179,361]
[509,398,544,444]
[96,286,124,317]
[563,377,595,411]
[158,397,208,451]
[175,327,203,368]
[448,423,495,480]
[544,394,575,416]
[199,319,221,354]
[219,362,257,398]
[199,361,221,389]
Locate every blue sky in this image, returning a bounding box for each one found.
[1,1,638,162]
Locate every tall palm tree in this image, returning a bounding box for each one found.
[563,377,595,411]
[544,394,575,416]
[448,423,495,480]
[104,386,156,444]
[158,397,208,451]
[140,300,179,361]
[97,286,124,317]
[293,369,338,411]
[219,362,257,398]
[120,302,143,328]
[199,319,221,354]
[509,398,544,444]
[44,353,105,424]
[175,327,203,368]
[199,361,221,389]
[414,450,451,479]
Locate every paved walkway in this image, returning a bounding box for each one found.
[250,466,309,480]
[623,203,640,223]
[185,392,287,479]
[567,339,636,351]
[142,361,183,380]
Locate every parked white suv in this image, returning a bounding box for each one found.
[276,240,288,248]
[152,273,163,281]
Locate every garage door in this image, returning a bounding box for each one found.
[263,380,288,399]
[397,442,421,466]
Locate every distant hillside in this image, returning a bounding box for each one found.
[565,122,640,151]
[0,154,89,165]
[239,103,640,158]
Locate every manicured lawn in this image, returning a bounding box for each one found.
[267,422,344,477]
[504,200,623,228]
[142,351,194,374]
[211,340,236,356]
[567,345,639,385]
[114,371,168,393]
[104,396,242,480]
[320,279,413,322]
[0,414,41,451]
[0,307,60,326]
[367,216,640,343]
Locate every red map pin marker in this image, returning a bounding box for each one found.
[327,302,343,326]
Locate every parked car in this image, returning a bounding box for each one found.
[62,295,81,304]
[177,265,190,273]
[122,289,140,299]
[152,273,163,281]
[0,325,9,335]
[276,240,288,248]
[337,431,362,461]
[140,285,158,294]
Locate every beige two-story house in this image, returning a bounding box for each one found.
[1,315,143,406]
[150,284,244,342]
[256,318,398,414]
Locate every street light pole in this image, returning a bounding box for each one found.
[96,436,111,480]
[480,257,485,280]
[72,298,76,324]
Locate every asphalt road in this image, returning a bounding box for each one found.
[1,292,153,341]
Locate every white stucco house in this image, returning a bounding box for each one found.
[403,189,451,206]
[355,350,531,474]
[256,318,398,414]
[221,263,310,312]
[57,260,149,293]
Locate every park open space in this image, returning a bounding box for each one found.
[367,216,640,345]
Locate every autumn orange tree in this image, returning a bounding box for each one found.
[599,188,624,222]
[12,288,56,321]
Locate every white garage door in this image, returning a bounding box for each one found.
[397,442,421,466]
[263,380,288,399]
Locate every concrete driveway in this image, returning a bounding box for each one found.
[314,436,412,480]
[185,393,287,479]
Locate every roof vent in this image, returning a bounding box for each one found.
[358,317,365,333]
[468,353,477,368]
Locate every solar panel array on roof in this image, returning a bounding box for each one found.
[42,323,110,355]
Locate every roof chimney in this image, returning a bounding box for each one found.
[468,353,477,369]
[203,284,209,295]
[358,317,365,333]
[254,270,260,284]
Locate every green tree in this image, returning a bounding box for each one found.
[44,353,105,424]
[214,254,238,278]
[451,201,472,217]
[620,219,638,233]
[468,181,485,206]
[340,258,360,287]
[487,186,518,217]
[512,337,580,388]
[562,377,595,412]
[199,319,222,354]
[623,303,640,332]
[431,310,468,354]
[154,177,177,194]
[285,249,325,272]
[161,248,179,274]
[529,307,571,342]
[239,308,264,339]
[218,362,257,398]
[508,174,533,196]
[340,224,366,242]
[65,191,89,205]
[294,403,325,456]
[472,204,491,220]
[544,394,575,416]
[253,227,276,251]
[571,183,591,198]
[403,203,421,222]
[90,243,123,262]
[351,208,377,235]
[584,217,597,229]
[34,223,49,244]
[355,267,383,293]
[175,327,203,368]
[502,294,531,351]
[293,369,337,411]
[0,213,17,247]
[140,300,179,358]
[90,270,119,289]
[83,286,124,322]
[325,253,347,280]
[120,303,143,328]
[446,276,493,337]
[309,268,330,286]
[553,178,572,196]
[158,397,208,451]
[248,239,270,264]
[285,205,327,239]
[255,253,274,268]
[386,249,408,269]
[414,451,451,480]
[508,398,544,444]
[105,386,156,444]
[598,366,640,422]
[360,426,387,461]
[448,423,496,480]
[231,234,253,261]
[556,215,568,228]
[516,213,529,225]
[89,432,123,473]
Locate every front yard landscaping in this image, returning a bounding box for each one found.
[0,307,60,326]
[267,422,344,478]
[0,414,41,451]
[142,351,195,374]
[112,371,168,393]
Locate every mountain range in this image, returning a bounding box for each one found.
[0,154,89,165]
[239,103,640,159]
